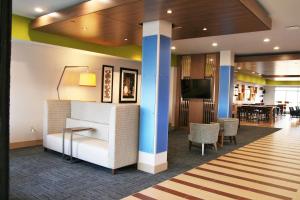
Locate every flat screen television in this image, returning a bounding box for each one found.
[181,79,212,99]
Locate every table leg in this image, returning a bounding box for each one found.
[70,132,73,162]
[62,130,65,159]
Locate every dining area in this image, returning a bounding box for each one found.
[237,105,276,124]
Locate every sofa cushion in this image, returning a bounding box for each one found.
[71,101,115,124]
[46,133,109,167]
[66,118,109,141]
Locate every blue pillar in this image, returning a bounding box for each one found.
[138,20,172,174]
[218,51,235,118]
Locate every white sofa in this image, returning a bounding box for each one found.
[43,100,139,174]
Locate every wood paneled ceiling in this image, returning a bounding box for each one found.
[235,53,300,80]
[31,0,271,46]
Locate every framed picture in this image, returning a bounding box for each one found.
[101,65,114,103]
[119,68,138,103]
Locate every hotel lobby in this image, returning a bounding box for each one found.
[1,0,300,199]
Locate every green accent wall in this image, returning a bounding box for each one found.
[12,15,142,61]
[236,72,300,86]
[266,80,300,86]
[235,73,266,85]
[12,15,178,66]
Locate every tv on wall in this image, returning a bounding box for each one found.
[181,79,212,99]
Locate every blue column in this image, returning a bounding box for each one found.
[218,51,235,118]
[138,20,172,174]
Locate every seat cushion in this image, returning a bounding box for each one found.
[46,133,109,167]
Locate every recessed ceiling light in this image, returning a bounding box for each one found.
[34,7,44,13]
[273,46,280,50]
[258,73,262,76]
[167,9,172,14]
[173,26,183,30]
[48,12,60,18]
[252,71,255,74]
[209,58,214,62]
[171,46,176,50]
[286,25,300,30]
[212,42,218,47]
[203,27,207,31]
[237,67,241,70]
[98,0,110,3]
[124,38,128,41]
[263,38,270,42]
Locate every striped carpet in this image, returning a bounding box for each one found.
[124,128,300,200]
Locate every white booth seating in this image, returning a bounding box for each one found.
[43,100,139,174]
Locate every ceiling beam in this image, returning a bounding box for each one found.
[239,0,272,29]
[31,0,139,29]
[235,52,300,62]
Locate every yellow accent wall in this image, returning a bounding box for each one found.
[12,15,178,66]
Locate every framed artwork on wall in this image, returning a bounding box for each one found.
[119,68,138,103]
[101,65,114,103]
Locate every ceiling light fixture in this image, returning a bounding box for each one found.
[252,72,255,74]
[34,7,44,13]
[98,0,110,3]
[237,67,241,70]
[286,25,300,30]
[263,38,270,42]
[258,73,262,76]
[203,27,207,31]
[48,12,60,18]
[124,38,128,41]
[167,9,173,14]
[273,46,280,50]
[212,42,218,47]
[171,46,176,50]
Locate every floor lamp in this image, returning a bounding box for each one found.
[56,66,97,100]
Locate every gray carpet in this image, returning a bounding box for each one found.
[10,126,279,200]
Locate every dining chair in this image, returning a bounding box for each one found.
[189,123,220,156]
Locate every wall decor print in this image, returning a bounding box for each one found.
[101,65,114,103]
[119,68,138,103]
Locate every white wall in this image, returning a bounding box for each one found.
[10,40,141,143]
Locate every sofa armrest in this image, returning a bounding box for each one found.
[43,100,71,146]
[108,105,139,169]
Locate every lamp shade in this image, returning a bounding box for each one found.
[79,72,97,86]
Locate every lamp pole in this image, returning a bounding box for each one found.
[56,66,88,100]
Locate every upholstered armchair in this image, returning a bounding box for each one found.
[189,123,220,156]
[222,118,239,144]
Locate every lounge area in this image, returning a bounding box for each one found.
[1,0,300,200]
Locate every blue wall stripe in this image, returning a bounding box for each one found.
[139,35,158,153]
[218,65,234,118]
[156,35,171,153]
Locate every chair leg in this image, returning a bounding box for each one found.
[189,141,192,151]
[229,136,232,143]
[213,143,218,152]
[233,136,237,145]
[202,143,205,156]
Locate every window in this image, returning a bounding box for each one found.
[274,87,300,107]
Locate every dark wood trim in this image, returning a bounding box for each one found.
[119,67,138,103]
[174,56,182,128]
[263,75,300,78]
[235,52,300,62]
[239,0,272,29]
[0,0,12,198]
[101,65,114,103]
